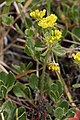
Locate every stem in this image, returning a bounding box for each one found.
[0,26,4,61]
[46,0,51,15]
[0,1,6,8]
[56,71,79,110]
[40,47,51,95]
[63,39,80,45]
[35,62,39,104]
[52,55,78,110]
[0,113,4,120]
[16,67,42,79]
[36,62,39,77]
[16,109,18,120]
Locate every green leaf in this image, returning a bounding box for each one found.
[46,103,53,114]
[25,29,34,36]
[26,38,35,48]
[43,77,53,93]
[72,27,80,41]
[2,15,14,26]
[67,108,76,118]
[29,74,38,90]
[2,100,16,112]
[0,85,7,99]
[35,51,41,59]
[12,64,22,73]
[25,87,32,99]
[6,72,15,88]
[24,38,35,57]
[20,63,26,72]
[71,5,79,19]
[35,39,42,47]
[26,18,32,27]
[73,83,80,88]
[49,91,57,102]
[56,81,63,95]
[0,80,4,86]
[2,5,10,14]
[62,27,68,37]
[50,83,60,101]
[53,44,66,57]
[6,0,13,6]
[24,45,33,56]
[0,72,15,97]
[6,73,15,93]
[54,107,64,119]
[57,100,69,113]
[50,83,58,93]
[15,23,23,34]
[49,81,63,102]
[13,82,27,98]
[0,71,7,83]
[26,62,33,70]
[0,72,14,98]
[16,107,27,120]
[50,83,60,102]
[2,100,16,120]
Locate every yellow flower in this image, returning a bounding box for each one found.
[38,14,57,28]
[48,63,60,73]
[30,9,46,20]
[45,30,62,44]
[52,30,62,40]
[72,52,80,63]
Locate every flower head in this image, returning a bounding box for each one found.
[30,9,46,20]
[72,52,80,63]
[45,29,62,44]
[48,63,60,73]
[38,14,57,28]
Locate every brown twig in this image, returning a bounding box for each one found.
[8,94,37,110]
[15,67,42,79]
[63,39,80,45]
[8,95,31,110]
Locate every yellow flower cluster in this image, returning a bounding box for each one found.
[48,63,60,72]
[30,9,57,28]
[30,9,62,44]
[72,52,80,63]
[38,14,57,28]
[45,30,62,44]
[30,9,46,20]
